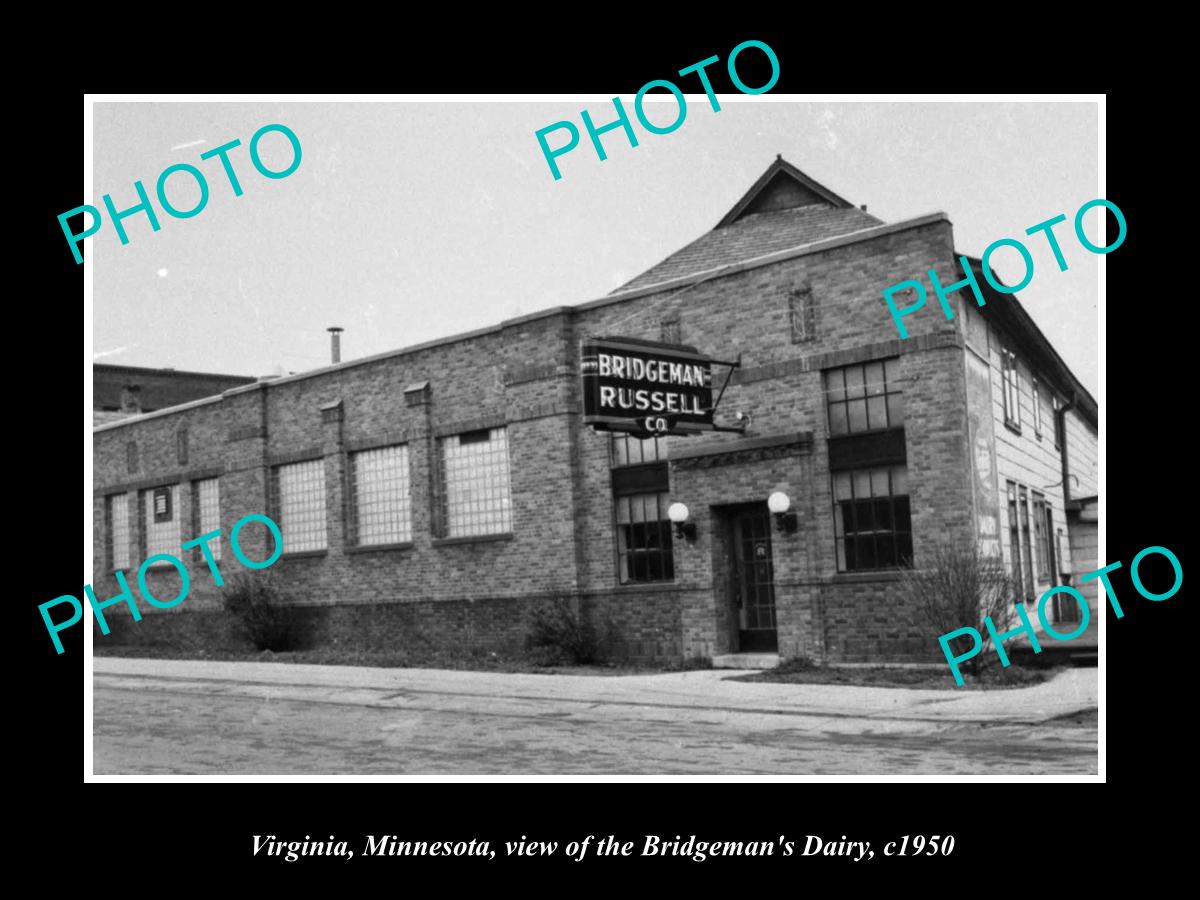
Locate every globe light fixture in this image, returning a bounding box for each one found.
[667,501,696,541]
[768,491,798,533]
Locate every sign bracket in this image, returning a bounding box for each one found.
[706,353,746,433]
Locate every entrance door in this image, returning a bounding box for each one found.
[730,506,778,652]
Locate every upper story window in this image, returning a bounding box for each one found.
[440,427,513,538]
[1052,395,1064,449]
[1002,347,1021,430]
[351,444,412,546]
[273,459,328,553]
[1032,378,1043,440]
[824,358,904,436]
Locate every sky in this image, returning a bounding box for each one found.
[91,99,1099,395]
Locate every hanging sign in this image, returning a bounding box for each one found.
[580,337,714,436]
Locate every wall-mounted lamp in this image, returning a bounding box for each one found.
[668,502,697,541]
[767,491,798,533]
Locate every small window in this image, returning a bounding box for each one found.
[824,358,904,436]
[440,427,513,537]
[790,287,815,343]
[273,459,328,552]
[1032,378,1043,440]
[1002,347,1021,430]
[351,445,412,545]
[831,464,912,571]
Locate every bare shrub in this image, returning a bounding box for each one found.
[897,540,1019,679]
[222,571,301,652]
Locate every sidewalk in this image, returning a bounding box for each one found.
[93,657,1097,725]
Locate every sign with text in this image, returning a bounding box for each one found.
[580,337,714,436]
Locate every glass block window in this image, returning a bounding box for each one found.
[825,358,904,436]
[832,464,912,571]
[143,484,181,562]
[351,444,412,545]
[106,493,131,570]
[611,432,668,466]
[274,459,327,552]
[615,491,675,583]
[441,428,513,537]
[193,478,221,561]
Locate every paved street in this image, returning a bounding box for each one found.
[93,659,1098,775]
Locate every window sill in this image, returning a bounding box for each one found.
[432,533,515,548]
[830,570,906,583]
[280,550,328,560]
[346,542,414,554]
[613,581,683,592]
[1003,420,1022,436]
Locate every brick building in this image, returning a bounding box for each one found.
[93,363,256,427]
[90,157,1099,664]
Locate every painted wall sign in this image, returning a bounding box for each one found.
[580,337,714,436]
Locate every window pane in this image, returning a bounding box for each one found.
[883,357,901,386]
[616,490,674,584]
[844,365,865,399]
[891,465,908,495]
[870,468,890,497]
[876,535,897,567]
[896,532,913,566]
[873,498,893,531]
[277,460,327,552]
[144,485,181,560]
[833,502,845,537]
[613,436,628,466]
[353,445,411,545]
[853,470,871,499]
[829,401,848,435]
[195,478,221,561]
[108,493,131,570]
[855,536,877,568]
[833,472,852,501]
[835,538,847,570]
[825,368,846,402]
[442,427,513,537]
[847,399,868,432]
[866,396,887,430]
[893,496,912,532]
[855,499,876,532]
[886,393,905,427]
[864,362,885,396]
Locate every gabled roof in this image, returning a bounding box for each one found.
[616,156,881,293]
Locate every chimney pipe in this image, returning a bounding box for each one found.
[327,326,344,365]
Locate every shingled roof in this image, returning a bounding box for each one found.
[614,156,882,293]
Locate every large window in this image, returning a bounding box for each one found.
[825,358,904,436]
[440,427,513,537]
[351,445,412,545]
[1032,492,1051,580]
[832,464,912,571]
[1002,347,1021,429]
[106,492,131,570]
[1008,481,1037,599]
[615,492,675,583]
[193,477,222,560]
[142,484,181,562]
[274,459,327,552]
[610,434,673,584]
